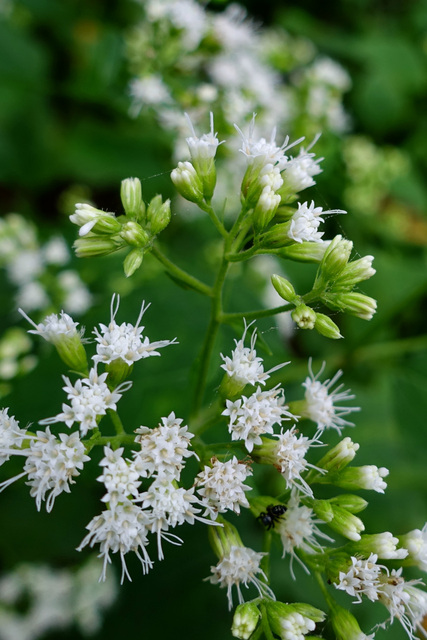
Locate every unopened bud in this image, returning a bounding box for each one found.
[399,526,427,571]
[271,274,297,303]
[120,220,150,247]
[265,601,325,640]
[278,240,330,263]
[350,532,408,560]
[323,291,377,320]
[316,503,364,541]
[330,603,372,640]
[317,234,352,283]
[74,236,122,258]
[120,177,145,221]
[123,248,144,277]
[146,195,171,235]
[253,186,281,232]
[292,304,317,330]
[329,494,368,514]
[171,161,204,204]
[70,203,121,237]
[314,313,342,339]
[334,465,389,493]
[333,255,376,289]
[316,437,359,473]
[231,603,260,639]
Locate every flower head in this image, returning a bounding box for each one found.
[195,456,252,514]
[272,426,324,497]
[302,360,359,433]
[287,201,346,244]
[0,408,27,466]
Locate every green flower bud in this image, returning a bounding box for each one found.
[231,602,260,639]
[271,274,298,303]
[278,241,329,263]
[330,602,372,640]
[146,196,171,235]
[105,359,133,388]
[292,304,317,330]
[319,235,353,281]
[316,437,359,473]
[171,161,204,204]
[333,465,389,493]
[253,187,281,232]
[120,220,150,247]
[322,291,377,320]
[123,248,144,277]
[70,203,121,236]
[314,503,364,541]
[208,518,242,559]
[260,221,293,248]
[350,532,408,560]
[120,177,145,221]
[329,494,368,514]
[314,313,342,339]
[73,236,122,258]
[265,601,325,639]
[333,255,376,289]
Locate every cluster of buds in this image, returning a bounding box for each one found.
[70,178,171,277]
[271,234,376,339]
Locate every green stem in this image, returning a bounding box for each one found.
[225,246,259,262]
[249,624,263,640]
[314,571,336,611]
[221,303,293,324]
[200,202,228,239]
[151,245,212,297]
[259,602,275,640]
[108,408,126,435]
[84,433,136,453]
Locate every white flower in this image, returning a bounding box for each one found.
[278,491,333,579]
[195,456,252,514]
[302,360,359,433]
[308,57,351,91]
[40,368,131,436]
[220,320,288,387]
[284,136,323,192]
[185,111,223,162]
[280,611,316,639]
[357,466,389,493]
[0,427,89,512]
[211,4,256,51]
[223,385,294,453]
[69,203,116,237]
[377,569,427,640]
[58,270,92,315]
[93,294,177,365]
[137,477,216,560]
[98,446,141,508]
[18,308,82,343]
[235,115,303,171]
[7,248,44,285]
[401,524,427,572]
[42,236,70,265]
[288,201,346,244]
[0,408,27,466]
[77,502,153,583]
[15,280,50,311]
[207,545,274,610]
[273,426,324,497]
[335,554,385,603]
[128,75,172,117]
[133,412,197,479]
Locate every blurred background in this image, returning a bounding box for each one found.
[0,0,427,638]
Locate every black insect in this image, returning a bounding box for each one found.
[257,504,287,530]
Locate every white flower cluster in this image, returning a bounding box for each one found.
[335,554,427,640]
[195,456,252,514]
[287,200,346,244]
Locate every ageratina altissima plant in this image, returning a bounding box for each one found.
[2,113,426,640]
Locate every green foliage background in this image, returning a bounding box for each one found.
[1,0,427,638]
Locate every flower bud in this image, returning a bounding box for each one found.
[146,196,171,235]
[171,161,204,204]
[292,304,317,330]
[350,532,408,560]
[271,274,298,303]
[208,518,242,559]
[120,177,145,221]
[278,241,330,263]
[314,313,342,339]
[70,203,121,237]
[330,602,373,640]
[123,248,144,277]
[323,291,377,320]
[265,601,325,640]
[316,437,359,473]
[260,222,293,248]
[333,255,376,289]
[329,494,368,514]
[333,465,389,493]
[73,236,122,258]
[120,220,150,247]
[316,503,365,541]
[253,186,281,232]
[399,525,427,571]
[317,235,352,283]
[231,602,260,639]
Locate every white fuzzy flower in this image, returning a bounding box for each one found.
[220,320,287,388]
[211,4,256,51]
[137,477,216,560]
[93,294,177,366]
[288,201,346,244]
[285,137,323,192]
[207,545,274,610]
[195,456,252,514]
[278,491,333,579]
[19,308,82,343]
[378,569,427,640]
[185,111,223,162]
[133,412,197,479]
[335,554,385,603]
[302,360,359,433]
[77,502,153,583]
[98,446,141,508]
[223,385,294,453]
[0,408,27,466]
[40,368,131,436]
[0,427,89,512]
[273,426,324,497]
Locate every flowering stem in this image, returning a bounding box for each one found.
[84,433,136,453]
[314,571,336,611]
[108,408,126,435]
[249,625,263,640]
[151,245,213,297]
[199,201,228,239]
[259,601,275,640]
[221,303,293,324]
